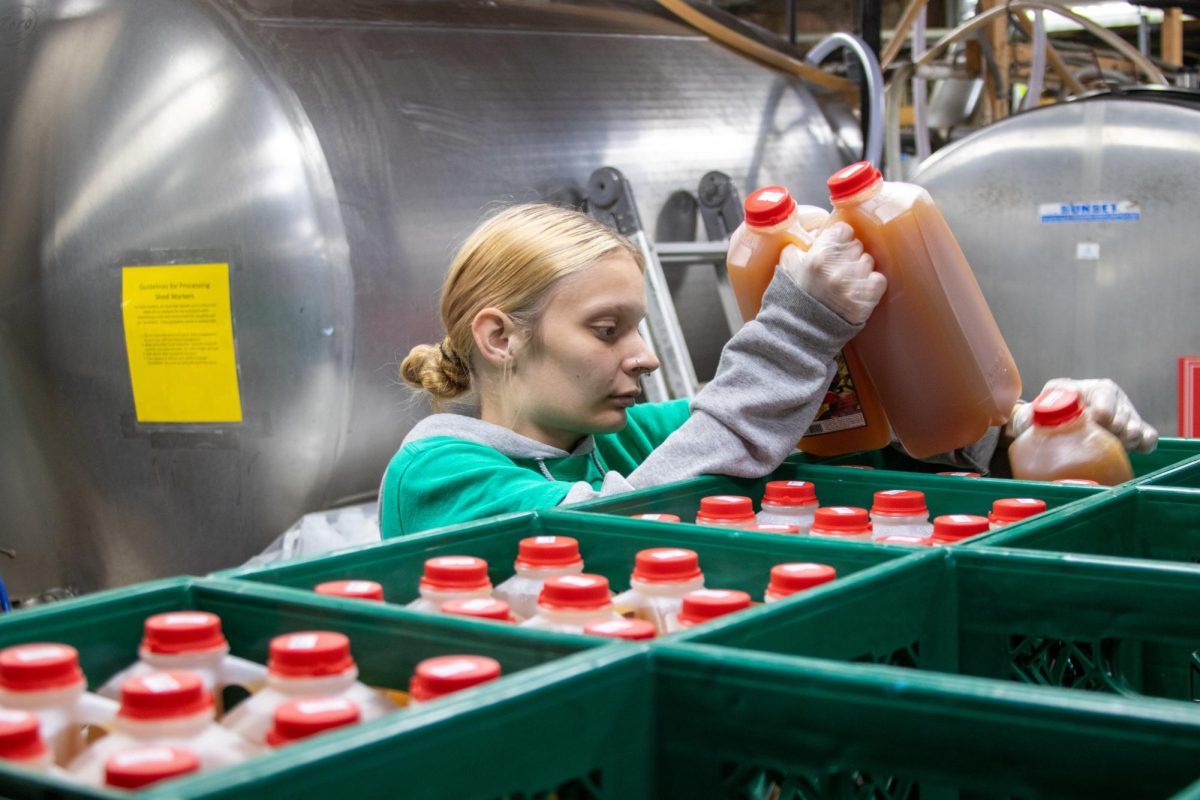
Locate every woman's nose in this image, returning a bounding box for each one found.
[627,341,660,374]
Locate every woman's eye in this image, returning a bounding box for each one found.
[592,326,618,339]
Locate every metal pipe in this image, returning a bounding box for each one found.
[654,241,730,265]
[806,32,885,167]
[912,6,931,163]
[1024,9,1048,111]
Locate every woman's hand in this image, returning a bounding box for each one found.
[1008,378,1159,453]
[779,222,886,325]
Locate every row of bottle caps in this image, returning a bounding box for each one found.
[0,617,500,791]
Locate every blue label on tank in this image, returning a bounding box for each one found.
[1038,201,1140,223]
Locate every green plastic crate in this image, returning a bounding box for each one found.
[984,485,1200,568]
[220,509,920,627]
[0,576,608,799]
[570,460,1100,541]
[1137,453,1200,491]
[675,546,1200,706]
[807,437,1200,482]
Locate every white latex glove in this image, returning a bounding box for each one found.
[1007,378,1158,453]
[779,222,886,325]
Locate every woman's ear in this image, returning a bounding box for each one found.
[471,308,524,368]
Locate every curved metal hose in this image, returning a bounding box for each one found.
[805,32,885,167]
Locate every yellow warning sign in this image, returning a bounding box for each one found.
[121,263,243,423]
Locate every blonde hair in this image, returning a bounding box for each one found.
[401,203,644,406]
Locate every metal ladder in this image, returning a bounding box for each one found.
[584,167,745,403]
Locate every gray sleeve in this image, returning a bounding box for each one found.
[628,268,861,489]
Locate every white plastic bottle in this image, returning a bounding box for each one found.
[763,563,838,603]
[611,548,706,633]
[665,590,752,632]
[694,496,757,528]
[406,556,494,613]
[874,533,935,547]
[407,656,502,704]
[0,643,118,765]
[808,507,874,543]
[97,613,267,715]
[441,597,515,623]
[67,671,256,786]
[869,490,933,540]
[0,710,59,775]
[520,575,623,634]
[104,745,200,791]
[493,536,585,621]
[988,497,1047,530]
[582,618,657,641]
[220,632,397,746]
[930,514,991,546]
[314,580,385,602]
[756,481,818,532]
[751,524,801,534]
[266,697,360,747]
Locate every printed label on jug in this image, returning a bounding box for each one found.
[805,352,867,435]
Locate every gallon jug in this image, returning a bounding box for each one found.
[406,556,494,614]
[727,185,890,456]
[664,590,752,632]
[582,618,657,641]
[67,671,256,787]
[930,514,991,545]
[493,536,585,621]
[408,656,501,704]
[220,632,396,745]
[266,697,360,747]
[104,745,200,791]
[0,644,118,765]
[988,497,1047,529]
[1009,388,1133,485]
[98,613,267,715]
[519,575,623,634]
[756,481,818,532]
[314,580,385,602]
[808,507,873,543]
[441,598,515,623]
[694,496,757,529]
[0,710,59,775]
[611,548,706,633]
[869,490,933,540]
[763,563,837,603]
[826,162,1021,458]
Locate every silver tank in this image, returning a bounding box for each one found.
[913,89,1200,436]
[0,0,856,596]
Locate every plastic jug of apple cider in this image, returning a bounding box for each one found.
[493,536,585,622]
[664,590,752,632]
[1009,388,1133,485]
[407,656,501,704]
[825,162,1021,458]
[726,185,891,456]
[104,745,200,790]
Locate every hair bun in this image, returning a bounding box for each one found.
[400,341,470,403]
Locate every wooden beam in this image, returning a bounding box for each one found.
[1163,7,1183,67]
[1013,11,1085,95]
[880,0,931,69]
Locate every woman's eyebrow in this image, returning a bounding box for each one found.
[582,302,643,318]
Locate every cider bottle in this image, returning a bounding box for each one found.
[726,185,891,456]
[1009,387,1133,485]
[826,162,1022,458]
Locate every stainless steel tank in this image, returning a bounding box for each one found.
[0,0,858,596]
[913,88,1200,436]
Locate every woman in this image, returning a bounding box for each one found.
[381,203,1154,537]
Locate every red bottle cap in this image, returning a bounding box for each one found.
[631,548,703,583]
[695,495,755,524]
[105,745,200,789]
[743,186,797,227]
[871,489,928,517]
[828,161,882,202]
[142,612,228,655]
[408,655,501,702]
[762,480,818,507]
[537,574,612,610]
[515,536,583,569]
[583,618,657,641]
[442,597,514,622]
[937,471,982,478]
[0,644,84,692]
[266,697,361,747]
[268,632,355,678]
[989,497,1047,524]
[752,524,801,534]
[630,513,682,523]
[118,671,213,721]
[1032,387,1084,426]
[767,563,838,597]
[932,514,991,543]
[677,590,752,626]
[875,534,935,547]
[314,580,385,602]
[1053,478,1100,486]
[0,711,47,761]
[810,506,872,536]
[419,556,491,592]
